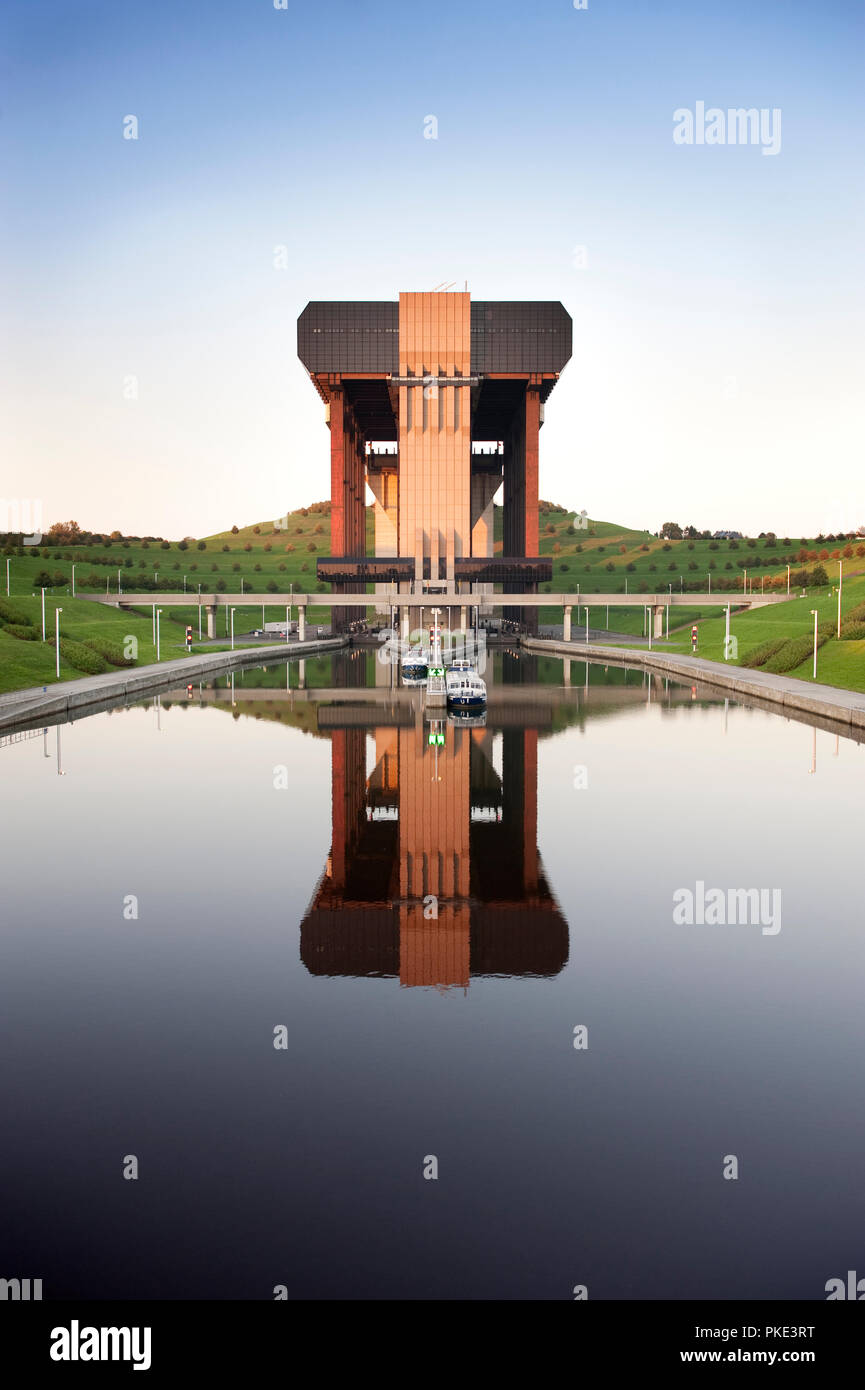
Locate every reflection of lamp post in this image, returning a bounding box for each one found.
[810,608,818,679]
[55,607,62,678]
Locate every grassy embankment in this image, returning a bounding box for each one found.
[2,504,862,692]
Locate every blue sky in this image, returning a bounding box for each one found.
[1,0,862,537]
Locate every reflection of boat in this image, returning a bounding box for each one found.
[446,667,487,708]
[402,647,429,678]
[447,708,487,728]
[401,672,427,688]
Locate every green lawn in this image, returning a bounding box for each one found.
[3,504,862,692]
[656,575,865,693]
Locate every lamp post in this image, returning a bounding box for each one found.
[5,557,9,595]
[152,603,156,645]
[787,564,791,596]
[810,608,818,679]
[837,559,843,637]
[156,608,162,662]
[285,606,290,644]
[198,585,202,641]
[54,607,63,676]
[72,563,76,597]
[585,606,589,643]
[231,607,236,651]
[41,587,46,641]
[183,574,187,593]
[724,604,731,660]
[118,568,122,594]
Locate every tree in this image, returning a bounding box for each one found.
[197,541,206,551]
[231,525,239,535]
[660,521,682,539]
[47,520,82,544]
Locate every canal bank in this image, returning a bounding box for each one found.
[524,636,865,735]
[0,636,347,732]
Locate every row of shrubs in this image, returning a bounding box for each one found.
[0,601,137,674]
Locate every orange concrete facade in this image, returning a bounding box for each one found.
[398,292,472,583]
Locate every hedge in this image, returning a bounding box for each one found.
[4,623,37,641]
[0,598,31,625]
[740,638,786,669]
[84,636,136,667]
[48,635,111,675]
[763,630,832,674]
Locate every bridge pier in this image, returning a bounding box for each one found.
[654,605,665,639]
[563,604,572,642]
[206,605,217,639]
[400,606,410,642]
[298,605,306,642]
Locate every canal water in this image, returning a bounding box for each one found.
[1,648,862,1300]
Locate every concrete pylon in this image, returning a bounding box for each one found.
[298,606,306,642]
[207,605,217,639]
[563,605,572,642]
[400,606,410,641]
[654,606,665,639]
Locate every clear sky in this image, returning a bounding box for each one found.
[1,0,862,539]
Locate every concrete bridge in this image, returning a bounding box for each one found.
[81,590,791,640]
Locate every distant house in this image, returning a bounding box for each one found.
[712,530,743,540]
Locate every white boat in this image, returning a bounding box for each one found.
[402,647,429,678]
[446,666,487,708]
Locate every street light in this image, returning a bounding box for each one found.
[5,557,9,595]
[231,607,236,651]
[837,559,843,637]
[743,567,747,596]
[156,608,162,661]
[55,607,62,677]
[725,604,731,660]
[787,563,791,596]
[118,568,122,594]
[72,563,76,597]
[198,584,202,641]
[41,587,46,641]
[810,608,818,679]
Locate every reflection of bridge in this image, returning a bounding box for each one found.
[300,714,569,989]
[189,667,704,732]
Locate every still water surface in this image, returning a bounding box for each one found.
[1,649,862,1299]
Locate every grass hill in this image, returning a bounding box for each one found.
[1,504,863,693]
